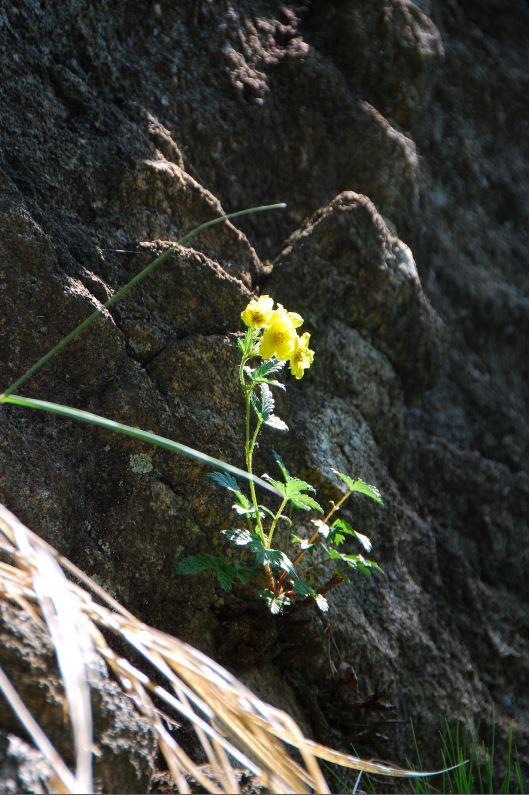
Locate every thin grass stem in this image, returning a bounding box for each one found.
[1,203,286,401]
[2,394,281,496]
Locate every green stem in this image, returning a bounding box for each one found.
[1,202,286,402]
[241,356,276,591]
[266,496,288,549]
[244,391,265,541]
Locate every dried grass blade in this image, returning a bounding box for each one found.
[4,505,94,793]
[0,666,76,794]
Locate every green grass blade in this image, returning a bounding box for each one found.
[2,394,281,496]
[0,202,286,400]
[514,747,524,794]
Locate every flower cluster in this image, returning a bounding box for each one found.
[241,295,314,379]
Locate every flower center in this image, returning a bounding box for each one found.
[251,310,265,324]
[271,330,287,344]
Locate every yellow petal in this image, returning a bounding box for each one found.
[288,312,304,328]
[241,294,275,328]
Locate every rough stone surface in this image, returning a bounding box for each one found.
[0,0,528,790]
[0,601,157,793]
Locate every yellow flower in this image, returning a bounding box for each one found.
[241,294,274,328]
[289,332,314,379]
[259,309,299,360]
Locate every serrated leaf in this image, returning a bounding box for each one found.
[253,359,286,379]
[250,392,262,420]
[285,477,316,496]
[176,553,255,591]
[265,415,288,432]
[261,379,286,390]
[332,518,372,551]
[209,471,240,492]
[272,451,290,481]
[332,470,384,505]
[215,563,236,591]
[290,493,324,514]
[315,594,329,612]
[253,543,295,575]
[221,528,253,546]
[175,554,218,576]
[341,553,383,576]
[258,589,291,615]
[293,579,316,598]
[262,474,287,497]
[260,383,274,421]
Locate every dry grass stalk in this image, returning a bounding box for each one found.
[0,503,431,793]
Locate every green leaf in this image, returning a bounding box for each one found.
[215,563,236,591]
[209,471,240,492]
[2,395,282,497]
[339,552,383,576]
[253,359,286,379]
[285,476,315,495]
[260,384,274,421]
[331,518,372,551]
[262,475,287,497]
[252,542,295,575]
[210,473,254,516]
[332,469,383,505]
[258,590,291,615]
[265,457,323,513]
[221,528,253,546]
[272,451,290,481]
[293,579,316,598]
[289,492,324,514]
[175,554,218,576]
[176,553,255,591]
[264,415,288,432]
[354,532,372,553]
[261,379,286,391]
[251,384,274,422]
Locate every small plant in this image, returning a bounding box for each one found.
[177,296,384,613]
[407,721,526,795]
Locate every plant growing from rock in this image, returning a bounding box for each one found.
[176,296,384,614]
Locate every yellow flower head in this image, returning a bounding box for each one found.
[259,307,299,361]
[241,294,274,328]
[289,332,314,379]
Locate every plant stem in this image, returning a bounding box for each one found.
[278,489,352,587]
[241,359,276,592]
[244,392,264,538]
[267,497,288,549]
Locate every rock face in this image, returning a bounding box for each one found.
[0,0,528,789]
[0,600,157,793]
